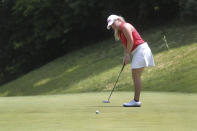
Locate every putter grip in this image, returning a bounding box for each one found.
[121,63,125,72]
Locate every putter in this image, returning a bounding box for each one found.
[103,63,125,103]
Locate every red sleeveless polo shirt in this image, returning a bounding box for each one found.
[119,22,144,52]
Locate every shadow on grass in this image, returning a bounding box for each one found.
[0,23,197,96]
[88,106,123,108]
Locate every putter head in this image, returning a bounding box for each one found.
[103,100,110,103]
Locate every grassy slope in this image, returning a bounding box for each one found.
[0,92,197,131]
[0,24,197,96]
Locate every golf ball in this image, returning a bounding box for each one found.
[96,110,99,114]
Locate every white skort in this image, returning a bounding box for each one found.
[131,42,155,69]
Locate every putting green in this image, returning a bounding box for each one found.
[0,92,196,131]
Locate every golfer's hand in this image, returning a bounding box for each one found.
[123,55,130,65]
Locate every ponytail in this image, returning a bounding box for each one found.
[114,16,125,41]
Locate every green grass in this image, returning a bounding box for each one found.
[0,23,197,130]
[0,92,197,131]
[0,24,197,96]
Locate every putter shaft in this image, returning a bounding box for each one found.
[106,64,125,102]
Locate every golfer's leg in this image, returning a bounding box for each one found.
[132,68,144,101]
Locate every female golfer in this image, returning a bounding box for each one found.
[107,14,155,107]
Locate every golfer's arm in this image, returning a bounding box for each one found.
[122,24,134,56]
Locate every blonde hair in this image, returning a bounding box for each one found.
[114,16,125,41]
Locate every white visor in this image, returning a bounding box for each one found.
[107,20,114,29]
[106,15,119,30]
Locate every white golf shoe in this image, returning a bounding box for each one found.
[123,100,141,107]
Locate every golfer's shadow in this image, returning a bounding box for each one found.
[88,106,122,108]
